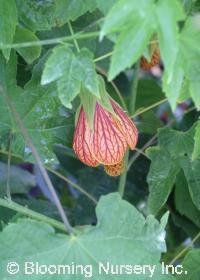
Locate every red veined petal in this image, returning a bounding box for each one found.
[92,103,127,165]
[73,108,99,167]
[111,100,138,150]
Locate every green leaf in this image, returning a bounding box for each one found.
[180,16,200,80]
[58,47,100,108]
[158,126,195,158]
[181,157,200,211]
[74,49,99,97]
[108,15,155,80]
[100,0,185,81]
[16,0,96,31]
[146,147,180,215]
[146,125,197,215]
[156,0,185,80]
[162,56,184,110]
[178,78,190,102]
[0,53,74,162]
[0,207,15,231]
[179,249,200,279]
[0,193,173,279]
[42,46,99,108]
[55,0,96,22]
[16,0,57,31]
[0,162,35,197]
[100,0,156,80]
[100,0,154,37]
[180,16,200,109]
[0,51,17,90]
[190,81,200,110]
[41,45,73,85]
[175,171,200,228]
[136,111,164,135]
[155,0,186,110]
[0,0,18,60]
[192,121,200,160]
[13,26,41,64]
[96,0,115,15]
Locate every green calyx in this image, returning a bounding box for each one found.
[78,75,118,131]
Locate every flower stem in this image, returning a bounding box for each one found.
[118,61,140,197]
[118,151,129,197]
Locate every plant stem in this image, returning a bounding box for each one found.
[0,31,100,49]
[0,147,97,205]
[170,231,200,265]
[68,21,80,52]
[6,132,13,201]
[0,198,66,232]
[127,134,157,170]
[0,87,74,235]
[0,30,158,51]
[94,52,113,62]
[134,147,148,158]
[131,98,168,118]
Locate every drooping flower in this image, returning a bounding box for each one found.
[73,99,138,176]
[140,47,160,70]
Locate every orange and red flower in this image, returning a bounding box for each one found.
[73,100,138,176]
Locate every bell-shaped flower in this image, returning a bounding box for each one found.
[73,99,138,174]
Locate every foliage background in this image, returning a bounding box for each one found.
[0,0,200,279]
